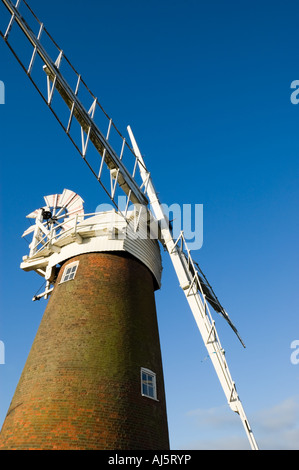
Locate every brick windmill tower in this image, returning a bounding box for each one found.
[0,0,258,450]
[0,189,169,450]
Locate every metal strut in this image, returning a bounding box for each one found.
[1,0,259,450]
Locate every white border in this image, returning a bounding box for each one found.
[59,260,79,284]
[140,367,158,401]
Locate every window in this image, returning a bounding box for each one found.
[141,368,157,400]
[60,261,79,283]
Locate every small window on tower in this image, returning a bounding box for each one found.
[60,261,79,283]
[141,368,157,400]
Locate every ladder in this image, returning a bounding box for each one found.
[0,0,148,214]
[128,128,259,451]
[0,0,258,450]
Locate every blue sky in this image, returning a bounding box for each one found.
[0,0,299,450]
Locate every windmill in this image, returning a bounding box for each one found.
[0,0,258,450]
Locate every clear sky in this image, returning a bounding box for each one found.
[0,0,298,450]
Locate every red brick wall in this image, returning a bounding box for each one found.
[0,252,169,450]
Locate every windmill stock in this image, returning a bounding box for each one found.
[0,0,258,450]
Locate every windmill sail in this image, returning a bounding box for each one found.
[188,256,246,348]
[128,126,258,450]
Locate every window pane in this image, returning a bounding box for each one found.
[141,369,156,399]
[61,262,79,283]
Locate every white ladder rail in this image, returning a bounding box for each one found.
[128,126,259,450]
[0,0,148,212]
[177,235,258,450]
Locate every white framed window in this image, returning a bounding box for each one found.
[141,367,157,400]
[60,261,79,283]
